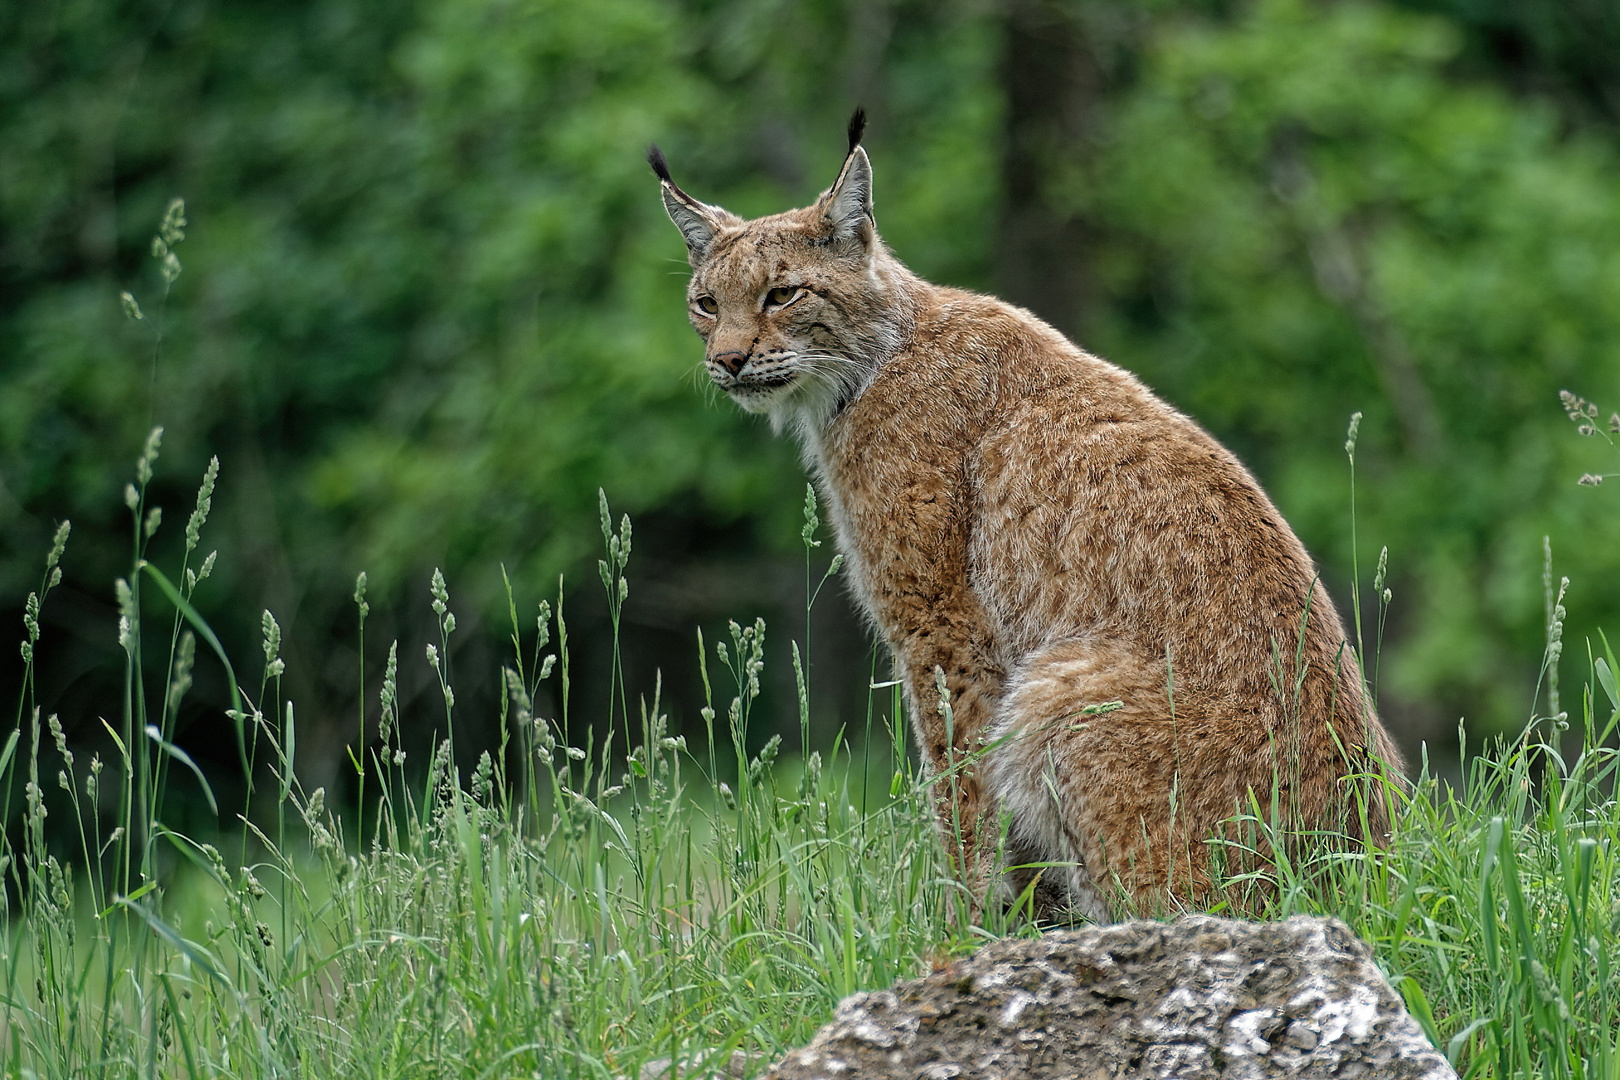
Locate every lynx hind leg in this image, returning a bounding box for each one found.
[999,819,1102,926]
[984,639,1221,922]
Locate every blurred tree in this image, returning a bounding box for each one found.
[0,0,999,789]
[2,0,1617,794]
[997,0,1138,339]
[1393,0,1620,127]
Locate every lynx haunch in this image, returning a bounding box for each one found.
[651,113,1403,922]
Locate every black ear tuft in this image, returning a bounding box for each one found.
[846,108,867,155]
[647,144,673,184]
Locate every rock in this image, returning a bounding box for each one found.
[765,915,1457,1079]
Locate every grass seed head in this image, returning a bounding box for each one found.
[136,427,163,486]
[45,520,70,570]
[261,610,284,678]
[158,198,187,246]
[185,458,220,553]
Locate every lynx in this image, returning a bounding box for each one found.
[650,113,1403,921]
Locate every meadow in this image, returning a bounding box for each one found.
[4,410,1618,1079]
[9,3,1620,1075]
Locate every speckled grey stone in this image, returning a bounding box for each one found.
[765,915,1457,1080]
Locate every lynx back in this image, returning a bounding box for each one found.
[651,114,1403,921]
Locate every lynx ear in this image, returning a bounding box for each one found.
[822,131,874,249]
[649,144,732,264]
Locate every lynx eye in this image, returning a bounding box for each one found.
[764,286,802,309]
[694,295,719,315]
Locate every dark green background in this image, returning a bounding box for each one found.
[5,0,1618,801]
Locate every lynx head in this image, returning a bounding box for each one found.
[651,111,909,436]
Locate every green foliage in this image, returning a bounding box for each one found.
[0,2,1005,750]
[3,0,1619,773]
[0,0,997,623]
[1080,0,1620,731]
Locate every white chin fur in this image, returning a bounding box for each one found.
[723,356,873,437]
[726,382,796,415]
[738,378,837,437]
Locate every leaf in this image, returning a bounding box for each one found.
[1478,817,1503,972]
[281,701,295,801]
[1397,975,1442,1049]
[0,729,18,783]
[158,973,204,1080]
[99,879,157,919]
[1446,1017,1495,1069]
[116,896,235,992]
[1594,656,1617,711]
[99,717,132,777]
[145,724,219,816]
[140,562,250,787]
[157,828,227,886]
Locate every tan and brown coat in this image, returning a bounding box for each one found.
[651,120,1402,921]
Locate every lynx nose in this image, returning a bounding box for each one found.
[710,350,747,376]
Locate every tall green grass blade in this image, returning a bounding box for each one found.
[115,897,233,992]
[144,724,218,815]
[1595,658,1617,713]
[139,561,249,782]
[158,973,204,1080]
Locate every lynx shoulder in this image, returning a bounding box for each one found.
[651,114,1404,921]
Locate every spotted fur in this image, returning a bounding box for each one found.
[653,125,1404,922]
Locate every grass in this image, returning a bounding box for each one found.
[5,450,978,1079]
[4,441,1618,1079]
[3,210,1618,1077]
